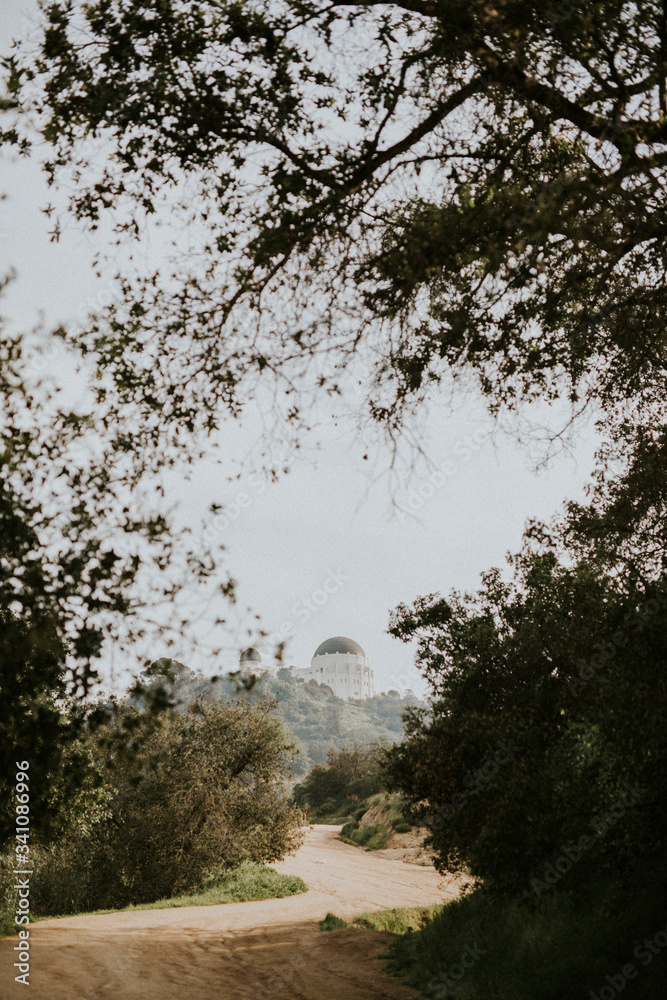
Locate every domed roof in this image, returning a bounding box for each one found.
[313,636,365,658]
[240,647,262,663]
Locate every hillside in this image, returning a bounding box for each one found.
[215,669,423,775]
[146,662,423,776]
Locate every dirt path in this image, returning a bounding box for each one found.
[1,825,462,999]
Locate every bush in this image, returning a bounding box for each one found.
[319,912,348,930]
[22,699,303,915]
[392,820,412,833]
[386,564,667,893]
[341,823,392,850]
[386,871,667,1000]
[355,906,440,934]
[292,740,389,811]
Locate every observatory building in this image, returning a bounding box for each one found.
[289,636,375,699]
[239,647,263,670]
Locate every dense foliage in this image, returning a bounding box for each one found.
[6,0,667,859]
[3,13,667,987]
[7,697,302,915]
[292,739,388,810]
[385,544,667,893]
[386,872,667,1000]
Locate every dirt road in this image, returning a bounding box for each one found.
[1,825,462,999]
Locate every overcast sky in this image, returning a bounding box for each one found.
[1,1,601,697]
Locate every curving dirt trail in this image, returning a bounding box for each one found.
[1,825,462,999]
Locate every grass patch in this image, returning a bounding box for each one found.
[319,912,348,930]
[182,861,307,906]
[385,872,667,1000]
[340,821,392,850]
[0,862,307,934]
[104,861,307,912]
[354,905,442,935]
[317,905,440,936]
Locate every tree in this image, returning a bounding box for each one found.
[0,289,231,845]
[8,0,667,442]
[0,85,236,846]
[26,697,303,914]
[292,739,388,808]
[384,542,667,892]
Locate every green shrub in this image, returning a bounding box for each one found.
[355,906,440,934]
[341,823,392,850]
[319,912,348,931]
[392,820,412,833]
[292,741,389,810]
[386,872,667,1000]
[307,795,360,822]
[347,773,384,799]
[22,700,303,916]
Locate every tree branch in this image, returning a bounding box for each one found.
[470,39,638,151]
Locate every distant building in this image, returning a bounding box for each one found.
[239,647,263,670]
[289,636,375,700]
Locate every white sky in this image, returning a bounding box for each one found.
[1,1,601,698]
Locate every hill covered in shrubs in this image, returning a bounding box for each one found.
[149,661,423,776]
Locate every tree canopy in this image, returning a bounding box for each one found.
[385,542,667,891]
[8,0,667,440]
